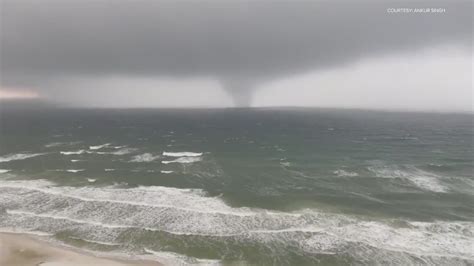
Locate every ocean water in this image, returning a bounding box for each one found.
[0,108,473,265]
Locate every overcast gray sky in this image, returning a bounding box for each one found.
[0,0,472,110]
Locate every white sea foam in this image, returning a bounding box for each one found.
[162,157,201,164]
[130,153,161,162]
[95,148,137,155]
[409,175,447,193]
[161,170,174,174]
[89,143,111,150]
[0,227,53,237]
[368,164,447,193]
[144,248,221,265]
[0,179,258,218]
[45,142,65,148]
[6,209,130,230]
[87,179,97,183]
[113,148,137,155]
[46,141,81,148]
[60,150,87,155]
[104,169,115,172]
[333,169,359,177]
[0,169,11,174]
[63,147,135,156]
[66,169,85,173]
[0,153,46,162]
[69,236,120,246]
[0,178,472,264]
[163,151,203,157]
[71,159,81,162]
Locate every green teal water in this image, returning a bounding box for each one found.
[0,108,473,265]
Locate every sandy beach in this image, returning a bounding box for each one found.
[0,233,162,266]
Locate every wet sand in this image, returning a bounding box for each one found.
[0,233,162,266]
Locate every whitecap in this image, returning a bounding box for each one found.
[163,151,203,157]
[95,148,137,155]
[45,142,65,148]
[87,178,97,183]
[129,153,161,162]
[89,143,111,150]
[66,169,85,173]
[409,176,447,193]
[368,164,447,192]
[60,150,87,155]
[161,170,174,174]
[104,169,115,172]
[333,169,359,177]
[113,148,138,155]
[162,157,201,164]
[0,169,11,174]
[71,159,81,162]
[47,141,82,148]
[0,152,46,162]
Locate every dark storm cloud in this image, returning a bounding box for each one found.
[0,0,472,106]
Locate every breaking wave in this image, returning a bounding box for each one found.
[0,153,46,162]
[0,178,472,264]
[368,163,448,193]
[163,152,203,157]
[95,148,137,155]
[333,169,359,177]
[45,142,65,148]
[129,153,161,162]
[160,170,174,174]
[89,143,111,150]
[45,141,82,148]
[61,148,137,156]
[161,151,203,164]
[66,169,85,173]
[60,150,87,155]
[162,157,201,164]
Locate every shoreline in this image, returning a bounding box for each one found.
[0,232,162,266]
